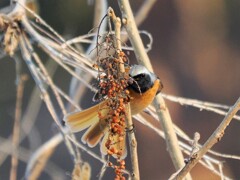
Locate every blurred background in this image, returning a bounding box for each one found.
[0,0,240,179]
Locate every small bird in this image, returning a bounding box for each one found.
[64,65,163,156]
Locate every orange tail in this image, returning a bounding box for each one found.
[64,101,126,157]
[64,101,108,146]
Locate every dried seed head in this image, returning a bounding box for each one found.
[3,24,20,56]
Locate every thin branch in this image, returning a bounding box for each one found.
[135,0,157,25]
[10,72,28,180]
[69,0,108,102]
[19,35,80,172]
[64,30,153,53]
[25,133,63,180]
[66,134,130,177]
[162,93,230,110]
[9,0,26,16]
[126,107,140,179]
[40,43,96,91]
[0,137,65,180]
[146,104,240,161]
[89,0,108,55]
[117,1,190,179]
[23,33,67,115]
[109,7,140,179]
[176,97,240,179]
[134,114,232,180]
[20,15,93,69]
[15,0,65,44]
[0,60,58,166]
[19,34,63,131]
[162,93,240,121]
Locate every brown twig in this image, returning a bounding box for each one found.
[175,97,240,179]
[117,1,191,179]
[69,0,108,104]
[25,133,63,180]
[108,7,140,179]
[134,0,157,25]
[19,34,82,178]
[135,114,232,180]
[10,72,28,180]
[0,136,65,179]
[0,59,58,166]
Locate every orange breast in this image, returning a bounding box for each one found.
[129,79,161,114]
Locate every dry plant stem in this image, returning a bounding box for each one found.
[24,130,123,179]
[135,0,157,25]
[20,36,61,125]
[10,73,27,180]
[147,105,240,162]
[134,115,232,180]
[9,0,26,16]
[20,16,93,69]
[22,33,78,146]
[20,36,79,171]
[108,8,122,53]
[22,25,87,165]
[126,107,140,179]
[117,1,151,67]
[135,115,232,180]
[16,0,81,55]
[64,31,152,53]
[0,60,58,166]
[21,40,83,166]
[25,133,63,180]
[153,96,192,179]
[109,7,140,179]
[0,137,65,180]
[161,94,240,121]
[117,0,190,178]
[40,44,95,91]
[93,0,107,32]
[176,97,240,179]
[23,34,68,116]
[69,0,107,101]
[162,93,230,110]
[66,135,131,177]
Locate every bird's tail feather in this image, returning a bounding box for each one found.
[64,101,107,132]
[82,117,109,147]
[64,101,127,158]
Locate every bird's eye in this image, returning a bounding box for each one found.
[133,74,145,81]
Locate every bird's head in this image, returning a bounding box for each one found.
[128,65,163,94]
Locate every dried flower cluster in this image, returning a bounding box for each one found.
[0,14,21,56]
[94,34,130,180]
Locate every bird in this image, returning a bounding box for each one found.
[64,64,163,157]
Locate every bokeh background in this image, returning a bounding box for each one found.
[0,0,240,179]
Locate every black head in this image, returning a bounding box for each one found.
[128,65,158,93]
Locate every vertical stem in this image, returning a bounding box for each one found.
[117,0,152,69]
[10,72,27,180]
[108,7,140,179]
[126,107,140,180]
[153,96,187,170]
[117,1,191,179]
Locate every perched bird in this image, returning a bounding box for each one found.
[64,65,163,156]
